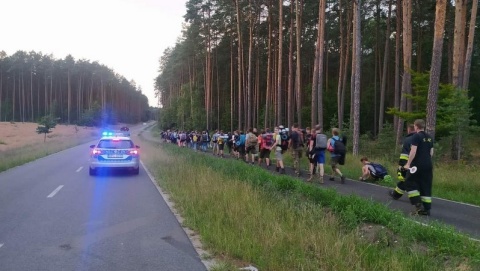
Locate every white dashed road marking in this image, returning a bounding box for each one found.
[47,185,64,198]
[0,243,4,249]
[76,167,83,172]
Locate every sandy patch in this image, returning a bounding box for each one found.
[0,122,101,151]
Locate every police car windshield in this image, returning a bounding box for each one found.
[98,139,134,149]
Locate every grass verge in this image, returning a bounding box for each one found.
[139,136,480,271]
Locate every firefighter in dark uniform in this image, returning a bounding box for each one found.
[404,119,434,216]
[389,124,416,200]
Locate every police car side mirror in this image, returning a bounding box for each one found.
[90,145,95,148]
[136,145,140,149]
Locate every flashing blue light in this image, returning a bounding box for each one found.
[102,131,114,136]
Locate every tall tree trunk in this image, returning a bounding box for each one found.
[67,69,71,124]
[230,39,234,132]
[352,0,362,156]
[295,0,303,128]
[287,2,294,129]
[317,0,326,130]
[247,0,254,129]
[426,0,447,140]
[30,69,34,122]
[462,0,478,90]
[396,0,412,146]
[394,0,402,134]
[452,0,467,88]
[378,0,392,134]
[276,0,283,125]
[340,6,352,130]
[336,0,344,129]
[451,0,468,159]
[265,0,273,129]
[235,0,244,130]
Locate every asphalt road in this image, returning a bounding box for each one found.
[142,126,480,241]
[0,133,206,270]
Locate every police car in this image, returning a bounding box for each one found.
[88,131,140,175]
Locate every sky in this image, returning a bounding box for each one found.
[1,0,187,107]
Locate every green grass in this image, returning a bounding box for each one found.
[138,136,480,271]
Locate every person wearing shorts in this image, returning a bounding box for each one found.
[258,129,272,168]
[327,128,346,184]
[308,125,326,183]
[270,127,285,174]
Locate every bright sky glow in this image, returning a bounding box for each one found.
[1,0,187,107]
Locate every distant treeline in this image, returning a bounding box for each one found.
[0,50,152,126]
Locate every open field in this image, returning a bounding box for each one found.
[0,122,99,152]
[0,122,105,172]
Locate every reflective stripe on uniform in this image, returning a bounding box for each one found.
[394,187,404,195]
[400,154,409,160]
[421,196,432,203]
[408,190,420,198]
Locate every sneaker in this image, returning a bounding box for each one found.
[340,176,346,184]
[329,177,335,181]
[318,176,324,184]
[306,175,313,182]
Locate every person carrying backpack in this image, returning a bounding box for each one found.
[201,131,209,152]
[270,126,285,174]
[259,128,274,168]
[236,131,247,161]
[307,125,327,183]
[212,130,220,156]
[289,123,304,177]
[245,128,258,165]
[358,157,390,182]
[327,128,346,184]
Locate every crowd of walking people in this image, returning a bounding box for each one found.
[160,124,348,184]
[159,119,434,216]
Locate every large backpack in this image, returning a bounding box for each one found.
[236,134,246,146]
[246,133,258,148]
[280,132,289,151]
[369,163,388,179]
[263,133,274,148]
[315,133,328,149]
[332,137,346,155]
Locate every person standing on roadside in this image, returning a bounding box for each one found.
[403,119,434,216]
[289,123,304,177]
[389,124,416,200]
[271,126,285,174]
[327,128,346,184]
